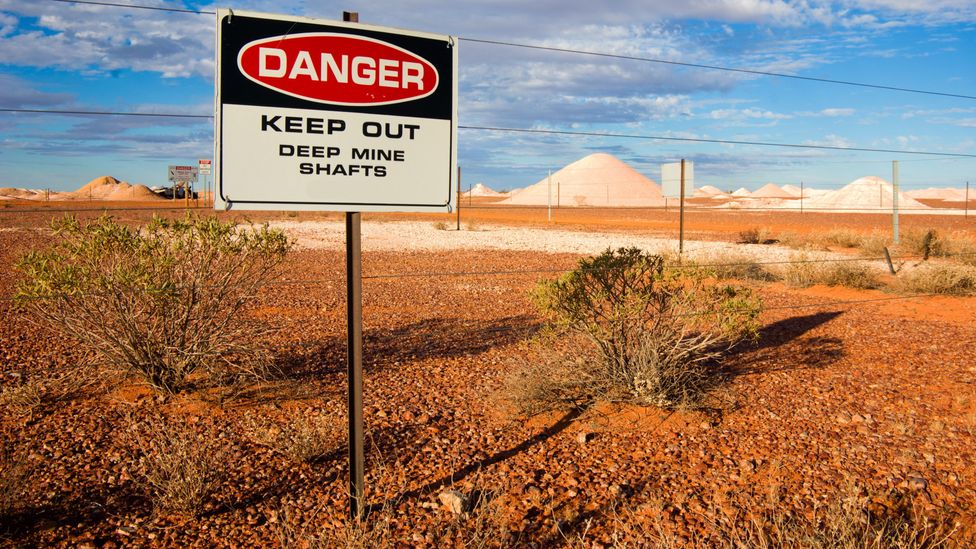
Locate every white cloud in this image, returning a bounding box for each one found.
[819,108,856,117]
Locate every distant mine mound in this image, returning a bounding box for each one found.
[694,185,724,197]
[66,176,163,201]
[906,187,968,201]
[731,187,752,197]
[803,176,928,211]
[503,153,664,207]
[751,183,795,199]
[463,183,505,197]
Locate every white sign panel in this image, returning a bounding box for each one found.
[199,159,212,175]
[215,10,458,212]
[169,165,199,183]
[661,161,694,198]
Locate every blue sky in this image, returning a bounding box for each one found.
[0,0,974,192]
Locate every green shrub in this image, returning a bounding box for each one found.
[511,247,762,412]
[15,214,289,393]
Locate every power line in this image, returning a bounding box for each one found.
[34,0,976,101]
[2,106,972,158]
[0,108,212,119]
[459,38,976,101]
[458,125,976,158]
[47,0,214,15]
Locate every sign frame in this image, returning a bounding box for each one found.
[168,165,199,183]
[214,9,458,212]
[661,161,694,199]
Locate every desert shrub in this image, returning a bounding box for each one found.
[246,411,341,464]
[129,414,229,517]
[895,264,976,296]
[738,226,773,244]
[433,221,448,230]
[821,229,866,249]
[899,229,976,265]
[14,214,289,393]
[512,247,762,412]
[859,232,892,258]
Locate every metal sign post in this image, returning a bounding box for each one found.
[214,7,457,521]
[456,166,461,230]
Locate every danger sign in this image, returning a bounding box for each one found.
[214,10,458,212]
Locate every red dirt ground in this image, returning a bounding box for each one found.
[0,204,974,546]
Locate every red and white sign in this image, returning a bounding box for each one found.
[215,10,457,213]
[237,34,439,106]
[199,159,212,175]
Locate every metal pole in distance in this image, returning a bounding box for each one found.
[966,181,970,219]
[547,169,552,223]
[800,181,804,214]
[892,160,900,244]
[456,166,461,231]
[341,11,364,522]
[679,159,686,255]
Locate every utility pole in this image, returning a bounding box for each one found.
[892,160,899,244]
[547,169,552,223]
[679,159,686,255]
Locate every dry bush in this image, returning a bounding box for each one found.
[899,229,976,265]
[717,487,958,548]
[510,247,762,413]
[128,414,229,517]
[0,445,31,519]
[465,219,480,231]
[245,411,342,464]
[821,229,867,249]
[432,221,448,230]
[15,214,290,394]
[738,227,773,244]
[696,250,778,282]
[0,367,102,418]
[895,263,976,296]
[782,257,881,289]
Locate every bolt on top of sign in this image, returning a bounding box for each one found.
[215,10,458,212]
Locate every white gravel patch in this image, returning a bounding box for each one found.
[269,219,866,267]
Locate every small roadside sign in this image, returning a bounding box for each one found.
[214,9,458,212]
[168,165,199,183]
[661,161,694,198]
[199,159,212,175]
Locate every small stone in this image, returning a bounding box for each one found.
[438,489,468,514]
[577,431,593,445]
[116,526,136,536]
[401,411,415,422]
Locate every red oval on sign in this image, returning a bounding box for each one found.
[237,33,439,106]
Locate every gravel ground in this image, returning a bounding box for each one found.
[1,218,974,547]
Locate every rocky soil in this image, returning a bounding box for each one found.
[0,214,974,547]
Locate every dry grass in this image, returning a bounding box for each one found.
[695,250,778,282]
[0,445,31,519]
[738,227,774,244]
[575,485,961,548]
[895,263,976,296]
[781,256,882,289]
[128,414,229,517]
[0,367,103,419]
[245,411,342,464]
[432,221,449,231]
